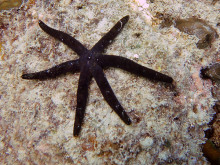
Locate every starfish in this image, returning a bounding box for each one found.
[22,15,173,136]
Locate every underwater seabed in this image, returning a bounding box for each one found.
[0,0,219,164]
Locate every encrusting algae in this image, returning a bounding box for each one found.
[0,0,22,11]
[174,18,219,49]
[201,63,220,82]
[154,13,219,49]
[202,140,220,165]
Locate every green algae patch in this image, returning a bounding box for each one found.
[0,0,22,11]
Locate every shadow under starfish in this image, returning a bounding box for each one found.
[22,15,173,136]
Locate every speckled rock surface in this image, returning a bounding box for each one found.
[0,0,219,164]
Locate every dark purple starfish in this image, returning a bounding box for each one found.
[22,16,173,136]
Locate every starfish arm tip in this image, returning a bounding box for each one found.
[38,20,44,26]
[73,121,83,137]
[126,118,132,125]
[73,129,80,137]
[21,73,32,79]
[124,15,129,21]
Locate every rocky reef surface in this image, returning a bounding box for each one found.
[0,0,219,164]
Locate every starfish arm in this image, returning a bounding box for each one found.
[91,16,129,53]
[22,60,80,80]
[97,55,173,83]
[74,65,92,136]
[91,65,131,125]
[39,20,88,56]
